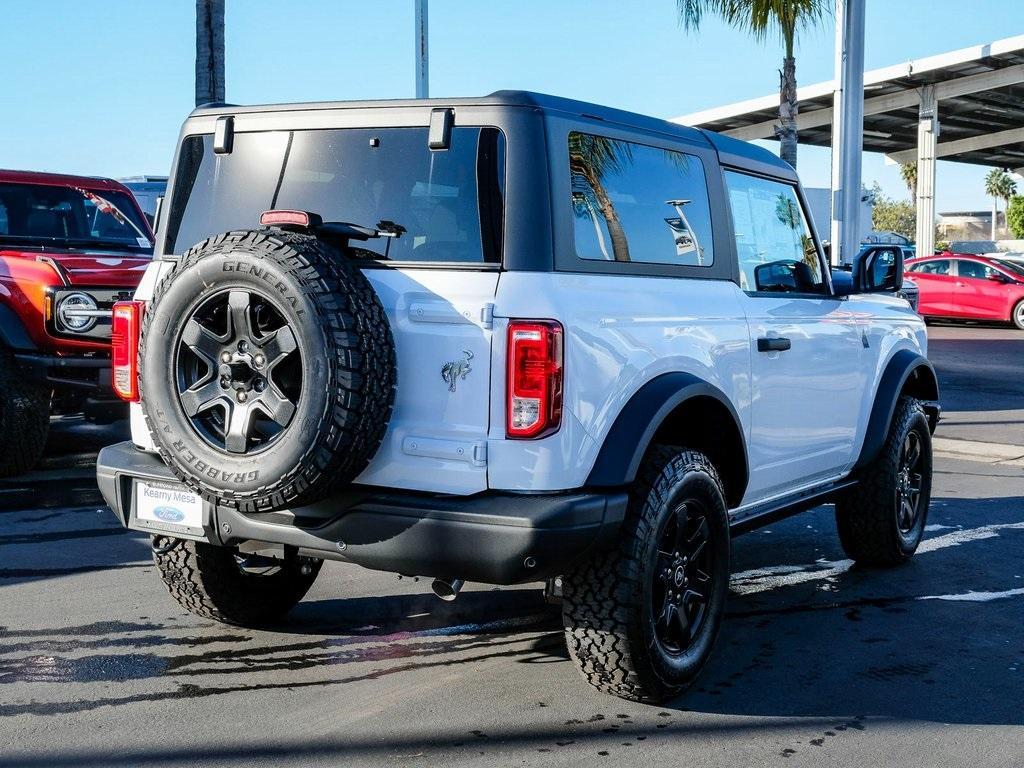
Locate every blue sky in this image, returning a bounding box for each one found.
[1,0,1020,211]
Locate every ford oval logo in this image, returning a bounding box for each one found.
[153,506,186,523]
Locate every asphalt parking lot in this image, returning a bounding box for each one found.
[1,324,1022,768]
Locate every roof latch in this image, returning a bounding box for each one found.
[428,108,453,151]
[214,115,234,155]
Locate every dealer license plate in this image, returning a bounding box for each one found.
[135,481,204,529]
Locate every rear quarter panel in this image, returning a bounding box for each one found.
[488,271,751,491]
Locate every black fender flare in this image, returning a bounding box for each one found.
[854,349,939,471]
[585,372,748,496]
[0,303,36,351]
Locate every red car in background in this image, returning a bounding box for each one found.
[0,170,152,475]
[906,253,1024,330]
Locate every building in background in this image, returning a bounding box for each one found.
[938,210,1010,242]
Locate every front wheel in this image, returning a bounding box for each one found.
[0,352,50,477]
[153,539,322,627]
[1012,300,1024,331]
[836,397,932,566]
[562,447,730,702]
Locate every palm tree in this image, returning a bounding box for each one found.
[899,163,917,201]
[984,169,1014,240]
[997,173,1018,237]
[569,133,633,261]
[195,0,225,107]
[677,0,829,170]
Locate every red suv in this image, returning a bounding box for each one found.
[0,170,152,475]
[906,253,1024,330]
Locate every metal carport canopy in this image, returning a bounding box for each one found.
[672,35,1024,256]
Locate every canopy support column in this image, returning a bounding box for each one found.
[915,86,939,256]
[829,0,866,266]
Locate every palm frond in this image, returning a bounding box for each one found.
[678,0,830,48]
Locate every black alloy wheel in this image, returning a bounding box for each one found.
[896,430,925,536]
[652,500,713,655]
[175,288,302,455]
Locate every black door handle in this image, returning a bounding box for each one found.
[757,336,791,352]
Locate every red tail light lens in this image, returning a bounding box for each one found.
[111,301,144,402]
[506,320,563,439]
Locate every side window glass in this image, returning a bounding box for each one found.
[568,132,714,267]
[910,259,950,275]
[723,171,825,294]
[957,260,989,280]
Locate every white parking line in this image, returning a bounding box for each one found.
[731,521,1024,595]
[919,587,1024,603]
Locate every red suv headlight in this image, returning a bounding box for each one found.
[111,301,144,402]
[506,320,563,439]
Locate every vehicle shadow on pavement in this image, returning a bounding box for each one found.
[3,494,1023,767]
[284,587,563,640]
[678,494,1024,728]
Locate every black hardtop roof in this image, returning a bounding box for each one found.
[190,90,795,179]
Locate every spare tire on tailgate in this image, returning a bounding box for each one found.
[140,229,396,512]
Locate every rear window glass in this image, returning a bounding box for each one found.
[166,127,505,264]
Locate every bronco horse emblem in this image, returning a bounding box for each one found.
[441,350,474,392]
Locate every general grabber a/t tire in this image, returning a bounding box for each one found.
[835,396,933,566]
[152,538,322,627]
[140,230,396,512]
[562,447,730,703]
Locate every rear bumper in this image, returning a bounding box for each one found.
[97,441,628,585]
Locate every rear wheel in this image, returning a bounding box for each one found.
[152,538,322,627]
[562,447,730,702]
[1012,300,1024,331]
[0,352,50,477]
[836,397,932,566]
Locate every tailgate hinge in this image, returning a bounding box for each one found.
[480,302,494,330]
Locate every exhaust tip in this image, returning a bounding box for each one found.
[431,577,464,602]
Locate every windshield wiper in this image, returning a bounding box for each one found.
[314,219,407,260]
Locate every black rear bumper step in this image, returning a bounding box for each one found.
[96,441,628,585]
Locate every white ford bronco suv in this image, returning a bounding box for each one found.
[97,92,939,703]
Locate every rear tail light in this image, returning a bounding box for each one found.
[111,301,144,402]
[506,320,563,439]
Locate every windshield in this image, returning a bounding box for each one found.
[166,126,505,263]
[993,258,1024,278]
[0,182,153,254]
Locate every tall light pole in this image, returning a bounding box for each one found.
[415,0,429,98]
[829,0,866,266]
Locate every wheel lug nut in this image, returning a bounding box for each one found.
[221,352,232,363]
[254,379,265,392]
[238,340,249,353]
[237,391,248,402]
[253,354,265,368]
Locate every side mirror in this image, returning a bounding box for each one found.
[852,246,903,294]
[987,272,1011,283]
